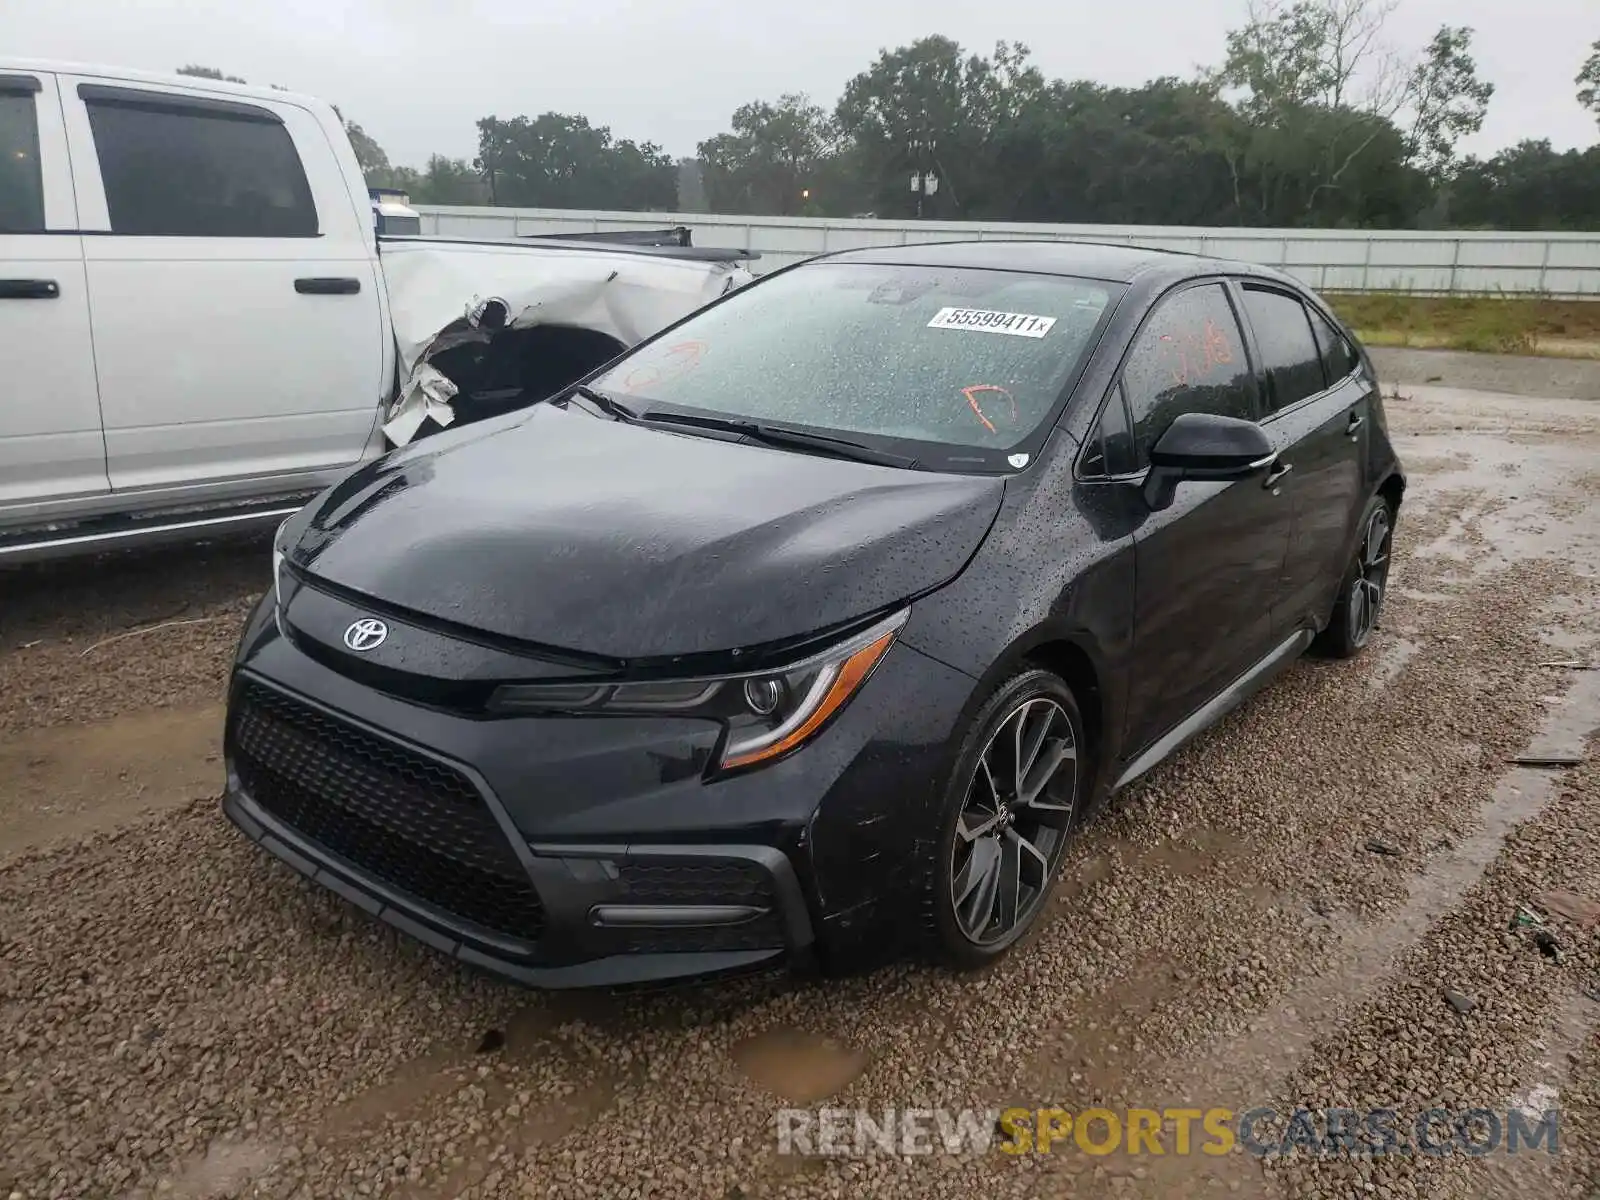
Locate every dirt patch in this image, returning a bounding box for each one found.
[0,538,265,735]
[732,1028,871,1104]
[0,702,223,859]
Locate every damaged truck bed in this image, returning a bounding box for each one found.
[381,236,753,446]
[0,57,755,562]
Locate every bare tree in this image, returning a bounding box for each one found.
[1218,0,1492,180]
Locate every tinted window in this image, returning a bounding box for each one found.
[1101,384,1137,475]
[594,262,1115,468]
[0,92,44,233]
[1309,307,1360,383]
[1242,287,1325,412]
[1080,421,1107,476]
[86,100,316,237]
[1123,283,1257,466]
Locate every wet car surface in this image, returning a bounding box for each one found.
[3,376,1599,1199]
[223,242,1406,987]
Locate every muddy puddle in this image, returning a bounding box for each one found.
[0,702,222,858]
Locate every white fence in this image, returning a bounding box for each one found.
[415,205,1600,297]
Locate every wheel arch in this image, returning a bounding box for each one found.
[956,622,1111,785]
[1378,470,1405,513]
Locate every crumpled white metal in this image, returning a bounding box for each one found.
[379,240,752,445]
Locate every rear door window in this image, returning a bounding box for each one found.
[1308,307,1361,384]
[1122,282,1258,467]
[1240,286,1326,413]
[0,83,45,232]
[83,91,317,237]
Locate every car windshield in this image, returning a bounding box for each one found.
[590,262,1117,470]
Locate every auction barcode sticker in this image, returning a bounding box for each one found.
[927,307,1056,338]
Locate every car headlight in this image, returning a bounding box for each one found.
[488,609,908,771]
[271,518,290,599]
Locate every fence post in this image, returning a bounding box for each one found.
[1447,238,1461,295]
[1537,239,1551,296]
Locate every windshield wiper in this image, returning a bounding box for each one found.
[564,384,640,422]
[637,410,916,468]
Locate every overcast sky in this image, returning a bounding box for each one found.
[6,0,1595,170]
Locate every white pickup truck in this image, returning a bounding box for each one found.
[0,60,753,561]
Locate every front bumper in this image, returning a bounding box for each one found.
[223,783,808,988]
[221,592,976,988]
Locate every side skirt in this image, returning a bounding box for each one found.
[1111,628,1315,792]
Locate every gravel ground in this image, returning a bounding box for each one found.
[1371,347,1600,402]
[2,380,1599,1200]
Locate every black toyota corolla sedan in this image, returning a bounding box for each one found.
[225,240,1404,987]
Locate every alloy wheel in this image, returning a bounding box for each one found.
[949,697,1078,946]
[1349,505,1392,648]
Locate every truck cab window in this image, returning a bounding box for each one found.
[0,90,45,233]
[84,99,317,237]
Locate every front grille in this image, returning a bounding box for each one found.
[615,859,786,954]
[231,682,545,943]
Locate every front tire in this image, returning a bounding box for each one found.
[1317,494,1395,659]
[926,669,1086,970]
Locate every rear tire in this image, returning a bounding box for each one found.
[923,669,1086,970]
[1316,494,1395,659]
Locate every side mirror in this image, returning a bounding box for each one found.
[1142,412,1274,511]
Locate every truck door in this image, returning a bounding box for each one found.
[0,71,107,512]
[58,76,384,493]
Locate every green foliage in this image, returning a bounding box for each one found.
[176,65,247,84]
[1447,141,1600,231]
[342,119,391,182]
[1404,26,1494,175]
[1328,292,1600,358]
[171,16,1594,231]
[698,94,838,216]
[1579,40,1600,125]
[681,6,1527,227]
[474,113,675,210]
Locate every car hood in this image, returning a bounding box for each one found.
[288,404,1004,662]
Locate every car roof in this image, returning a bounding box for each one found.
[822,238,1272,287]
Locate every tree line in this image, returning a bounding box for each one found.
[182,1,1600,230]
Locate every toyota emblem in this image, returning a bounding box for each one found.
[343,618,388,652]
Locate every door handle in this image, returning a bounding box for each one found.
[1346,412,1365,438]
[295,277,361,295]
[0,279,59,299]
[1263,460,1293,490]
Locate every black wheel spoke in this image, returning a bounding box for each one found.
[977,752,1001,806]
[955,838,1002,935]
[1011,827,1050,891]
[994,833,1021,931]
[958,807,1003,843]
[1015,701,1051,795]
[1019,738,1074,809]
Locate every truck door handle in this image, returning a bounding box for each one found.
[295,277,361,295]
[1346,412,1365,438]
[0,279,59,299]
[1263,460,1293,490]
